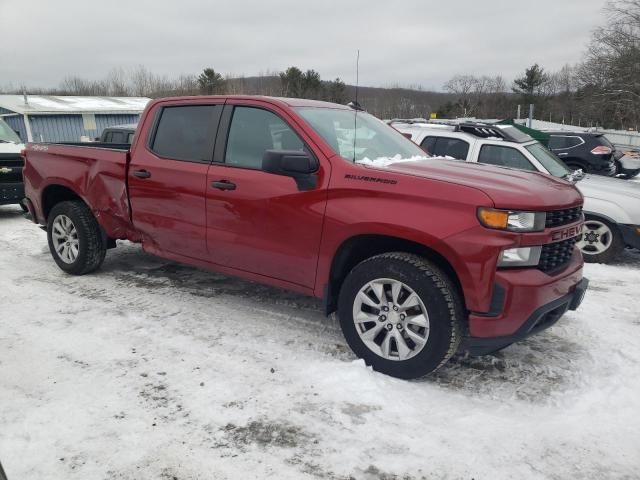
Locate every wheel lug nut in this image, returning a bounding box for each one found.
[379,315,387,321]
[382,306,389,312]
[400,314,406,320]
[385,324,393,331]
[396,323,403,330]
[393,305,399,311]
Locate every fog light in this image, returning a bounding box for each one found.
[498,246,542,267]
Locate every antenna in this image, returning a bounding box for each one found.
[352,49,360,162]
[355,49,359,105]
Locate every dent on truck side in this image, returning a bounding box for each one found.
[28,147,138,240]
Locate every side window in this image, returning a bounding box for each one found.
[420,136,437,154]
[478,145,537,171]
[103,132,113,143]
[127,132,135,144]
[435,137,469,159]
[151,105,221,162]
[225,106,305,169]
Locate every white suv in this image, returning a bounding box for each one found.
[392,120,640,264]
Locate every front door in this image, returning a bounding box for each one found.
[128,102,223,258]
[205,102,329,289]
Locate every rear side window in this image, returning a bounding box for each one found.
[151,105,222,162]
[420,136,437,154]
[478,145,537,171]
[421,136,469,159]
[225,106,305,169]
[549,135,583,149]
[436,137,469,159]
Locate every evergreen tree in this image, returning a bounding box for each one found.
[512,64,548,105]
[197,68,226,95]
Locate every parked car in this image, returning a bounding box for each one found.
[0,117,26,211]
[392,120,640,263]
[23,96,588,379]
[613,149,640,179]
[97,123,137,145]
[547,131,617,177]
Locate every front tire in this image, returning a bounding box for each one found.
[47,200,107,275]
[337,252,463,379]
[576,215,624,264]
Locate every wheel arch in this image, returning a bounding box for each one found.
[41,183,85,221]
[323,234,465,315]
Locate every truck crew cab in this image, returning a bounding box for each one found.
[23,96,588,379]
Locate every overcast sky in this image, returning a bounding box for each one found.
[1,0,607,92]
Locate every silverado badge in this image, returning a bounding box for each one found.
[0,167,12,174]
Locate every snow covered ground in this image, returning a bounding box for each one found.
[1,205,639,480]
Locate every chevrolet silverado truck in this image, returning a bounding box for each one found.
[22,96,588,379]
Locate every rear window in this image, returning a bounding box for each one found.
[151,105,222,162]
[594,135,614,148]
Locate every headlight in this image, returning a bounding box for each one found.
[478,208,546,232]
[498,246,542,267]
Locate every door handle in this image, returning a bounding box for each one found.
[557,152,568,156]
[132,169,152,179]
[211,180,236,191]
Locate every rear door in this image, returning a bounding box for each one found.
[128,101,223,259]
[205,100,329,289]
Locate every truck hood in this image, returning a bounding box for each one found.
[366,158,582,210]
[0,142,24,154]
[578,174,640,202]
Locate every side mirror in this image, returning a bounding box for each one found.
[262,150,319,190]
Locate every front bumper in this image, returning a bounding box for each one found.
[464,247,584,344]
[619,224,640,250]
[462,276,589,355]
[0,182,24,206]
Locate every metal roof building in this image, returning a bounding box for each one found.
[0,95,150,143]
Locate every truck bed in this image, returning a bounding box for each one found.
[23,142,135,239]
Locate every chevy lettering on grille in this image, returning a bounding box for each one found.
[551,223,583,242]
[0,167,12,174]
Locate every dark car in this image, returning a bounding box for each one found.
[97,123,137,145]
[547,131,617,177]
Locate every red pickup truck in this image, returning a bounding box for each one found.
[22,96,588,379]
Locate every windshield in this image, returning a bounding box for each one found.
[0,118,21,143]
[296,107,427,163]
[525,142,570,177]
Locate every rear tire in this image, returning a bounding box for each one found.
[47,200,107,275]
[576,215,624,264]
[337,252,463,379]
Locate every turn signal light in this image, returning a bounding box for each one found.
[478,208,509,229]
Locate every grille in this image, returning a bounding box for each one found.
[545,206,583,228]
[0,154,23,184]
[538,237,578,273]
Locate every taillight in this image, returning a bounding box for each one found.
[591,145,612,155]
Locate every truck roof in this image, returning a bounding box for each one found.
[149,95,352,110]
